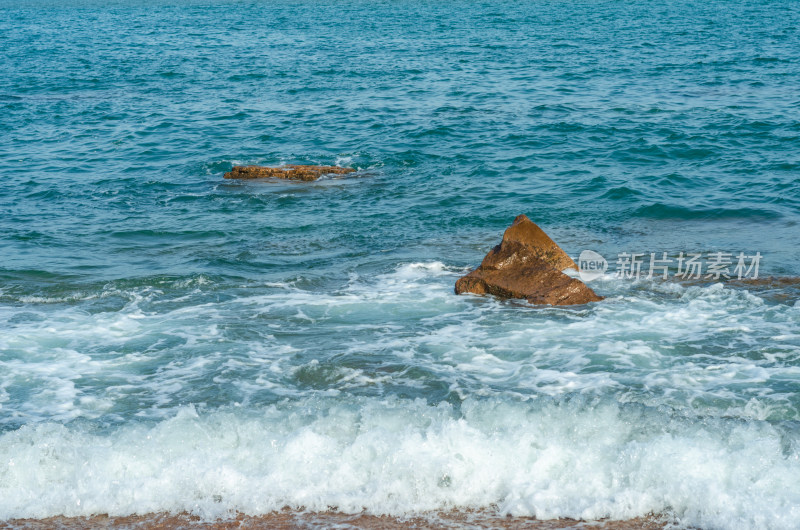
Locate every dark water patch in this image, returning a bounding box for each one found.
[107,229,229,240]
[655,172,696,186]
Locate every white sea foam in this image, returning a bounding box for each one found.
[1,263,799,527]
[16,292,98,304]
[334,155,353,167]
[2,263,799,425]
[1,397,799,529]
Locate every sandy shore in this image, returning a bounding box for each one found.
[3,510,670,529]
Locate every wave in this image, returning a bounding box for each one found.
[2,263,798,428]
[1,396,799,529]
[633,203,783,220]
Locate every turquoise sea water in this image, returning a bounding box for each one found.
[1,0,800,527]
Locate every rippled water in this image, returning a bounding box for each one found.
[1,0,800,528]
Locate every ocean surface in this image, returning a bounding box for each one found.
[1,0,800,528]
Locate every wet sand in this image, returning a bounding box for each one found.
[4,510,670,529]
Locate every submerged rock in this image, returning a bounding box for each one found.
[223,165,355,181]
[455,214,603,306]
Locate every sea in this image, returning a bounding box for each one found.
[1,0,799,528]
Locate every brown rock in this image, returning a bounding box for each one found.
[455,214,603,306]
[223,165,355,181]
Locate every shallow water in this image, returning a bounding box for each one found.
[1,0,799,528]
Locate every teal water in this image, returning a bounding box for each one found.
[1,0,800,527]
